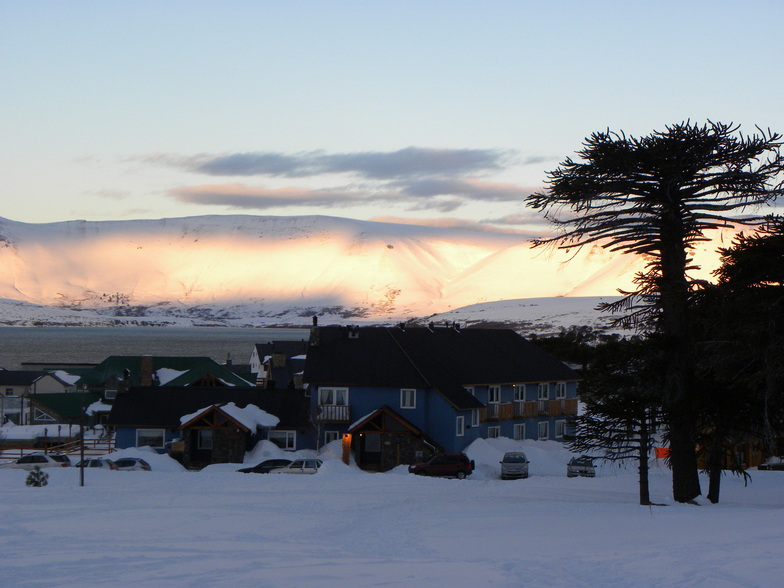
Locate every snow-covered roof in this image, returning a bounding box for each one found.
[86,400,113,415]
[179,402,279,430]
[52,370,81,385]
[156,368,188,385]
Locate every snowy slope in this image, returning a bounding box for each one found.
[0,214,724,328]
[0,439,780,587]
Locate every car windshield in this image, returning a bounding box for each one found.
[503,454,527,463]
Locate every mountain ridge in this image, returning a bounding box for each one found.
[0,214,722,331]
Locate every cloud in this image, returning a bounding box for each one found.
[149,147,511,180]
[398,178,535,201]
[169,184,371,209]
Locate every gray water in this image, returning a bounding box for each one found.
[0,327,309,370]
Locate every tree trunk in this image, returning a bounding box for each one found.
[659,205,701,503]
[638,414,651,505]
[706,436,724,504]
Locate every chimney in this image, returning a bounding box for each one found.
[140,355,153,387]
[310,315,320,347]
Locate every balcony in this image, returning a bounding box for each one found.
[514,401,537,418]
[317,404,351,423]
[483,402,516,422]
[549,398,578,417]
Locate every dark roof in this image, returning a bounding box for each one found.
[253,340,309,359]
[77,356,253,388]
[0,370,46,386]
[107,387,309,429]
[304,326,579,409]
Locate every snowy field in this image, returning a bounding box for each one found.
[0,439,781,587]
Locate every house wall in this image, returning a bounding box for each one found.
[32,375,72,394]
[309,379,579,453]
[114,426,180,453]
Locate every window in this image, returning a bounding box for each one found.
[538,383,549,400]
[538,421,549,440]
[5,388,14,396]
[400,388,416,409]
[488,426,501,439]
[471,409,480,427]
[136,428,165,448]
[456,416,465,437]
[197,429,213,450]
[513,384,525,402]
[488,385,501,404]
[324,431,340,445]
[555,420,566,438]
[319,387,348,406]
[33,408,56,422]
[268,430,296,450]
[555,382,567,399]
[364,434,381,452]
[514,423,526,440]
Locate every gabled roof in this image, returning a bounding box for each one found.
[77,356,253,388]
[180,402,280,431]
[348,406,424,436]
[107,387,309,429]
[29,392,101,420]
[304,326,579,408]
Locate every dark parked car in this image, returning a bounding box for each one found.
[408,453,475,479]
[758,458,784,471]
[567,456,596,478]
[237,458,293,474]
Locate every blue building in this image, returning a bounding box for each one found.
[303,323,580,471]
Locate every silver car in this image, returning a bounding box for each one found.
[500,452,529,479]
[567,456,596,478]
[270,458,323,474]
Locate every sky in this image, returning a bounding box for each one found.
[2,1,784,234]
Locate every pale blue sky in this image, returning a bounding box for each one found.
[2,1,783,231]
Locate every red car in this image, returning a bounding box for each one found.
[408,453,475,479]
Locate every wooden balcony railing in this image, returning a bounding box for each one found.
[317,404,351,423]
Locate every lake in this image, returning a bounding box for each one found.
[0,326,310,370]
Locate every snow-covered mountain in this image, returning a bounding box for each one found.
[0,214,724,331]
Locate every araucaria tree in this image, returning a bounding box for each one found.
[527,121,784,503]
[566,338,664,505]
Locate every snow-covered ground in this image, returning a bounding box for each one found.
[0,439,780,587]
